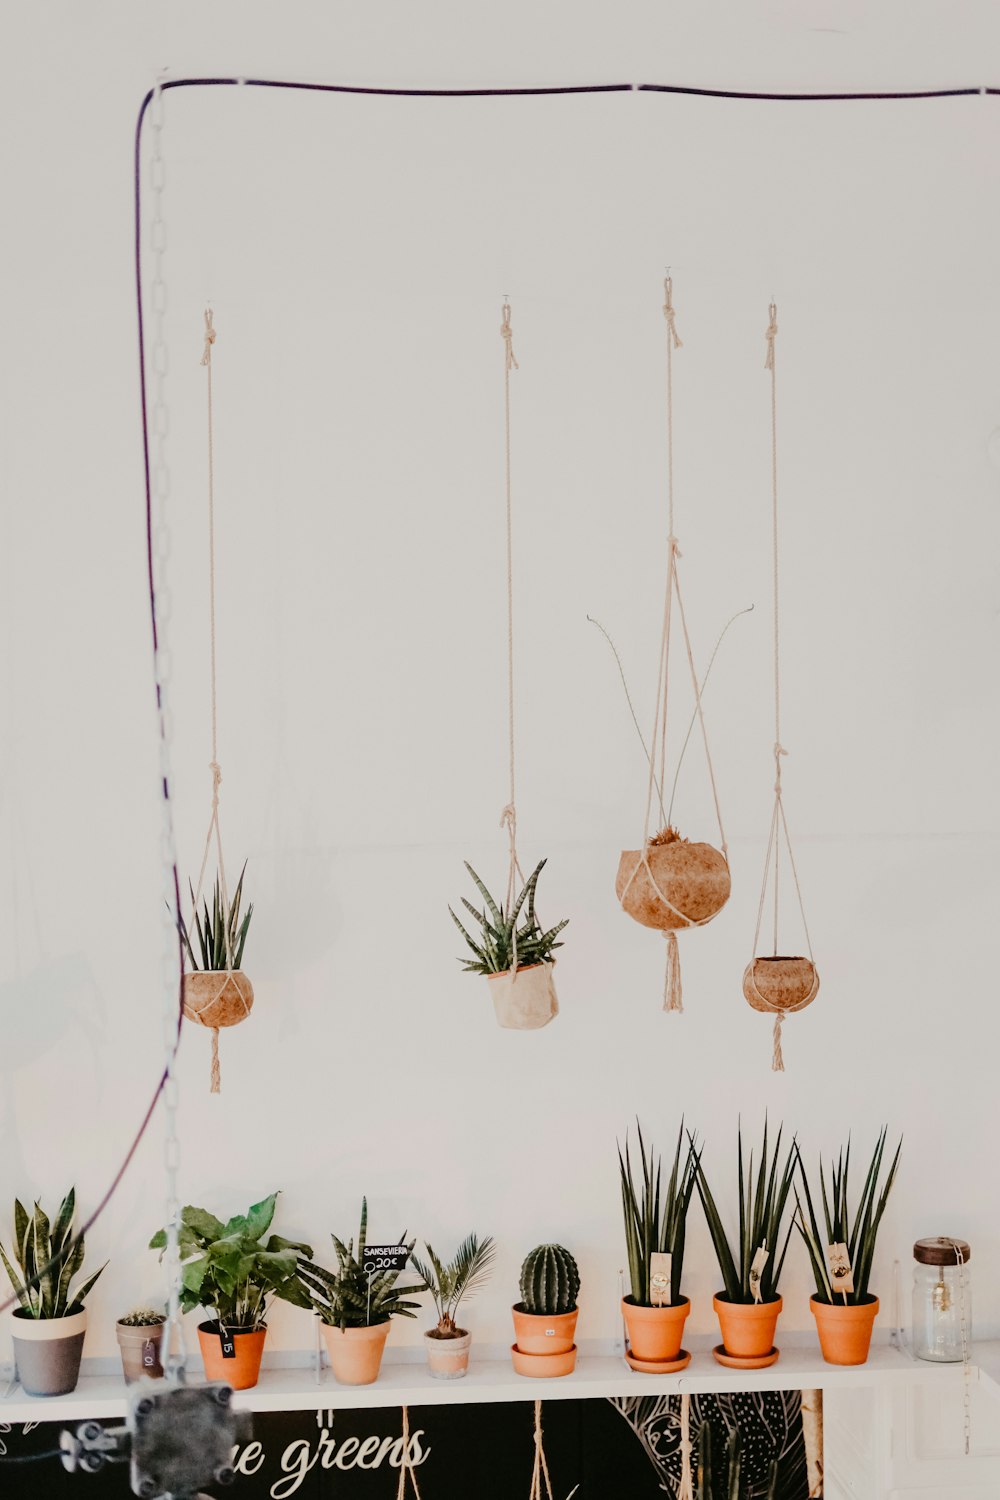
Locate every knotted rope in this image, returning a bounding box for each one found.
[395,1406,424,1500]
[617,278,728,1012]
[748,302,817,1070]
[527,1401,555,1500]
[677,1392,694,1500]
[185,309,248,1092]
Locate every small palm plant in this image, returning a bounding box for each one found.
[692,1119,797,1305]
[794,1128,902,1304]
[175,863,253,971]
[0,1189,106,1318]
[412,1234,496,1339]
[449,858,567,975]
[619,1121,698,1306]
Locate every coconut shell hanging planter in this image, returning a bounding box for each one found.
[615,280,730,1014]
[183,970,255,1029]
[744,304,821,1071]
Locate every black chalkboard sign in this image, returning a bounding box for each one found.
[362,1244,410,1275]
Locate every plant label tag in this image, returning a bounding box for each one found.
[749,1244,770,1303]
[142,1339,157,1368]
[363,1244,409,1276]
[650,1252,673,1306]
[219,1330,236,1359]
[826,1242,854,1295]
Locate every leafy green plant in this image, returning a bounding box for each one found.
[519,1245,580,1316]
[296,1198,424,1331]
[449,859,568,975]
[0,1189,107,1319]
[619,1121,698,1306]
[691,1119,796,1305]
[149,1192,311,1332]
[794,1128,902,1305]
[175,863,253,971]
[411,1234,496,1338]
[118,1306,165,1326]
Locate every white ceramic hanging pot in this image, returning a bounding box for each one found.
[485,962,558,1030]
[182,970,255,1029]
[616,834,730,932]
[742,955,819,1013]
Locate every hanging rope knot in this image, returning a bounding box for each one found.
[662,277,683,348]
[500,302,519,371]
[773,741,787,793]
[499,802,517,835]
[668,534,682,560]
[764,302,778,370]
[200,308,217,367]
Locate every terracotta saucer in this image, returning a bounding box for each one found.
[625,1348,692,1374]
[712,1344,780,1370]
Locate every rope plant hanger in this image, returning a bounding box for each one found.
[616,278,731,1012]
[742,304,820,1070]
[178,309,255,1092]
[448,303,568,1030]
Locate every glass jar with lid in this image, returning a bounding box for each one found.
[912,1237,971,1363]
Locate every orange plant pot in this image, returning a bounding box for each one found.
[811,1295,879,1366]
[713,1294,782,1361]
[197,1322,267,1391]
[511,1303,578,1356]
[321,1320,391,1386]
[510,1343,577,1378]
[622,1296,690,1364]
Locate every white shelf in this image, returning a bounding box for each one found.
[0,1342,985,1424]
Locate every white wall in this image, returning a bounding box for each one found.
[1,1,999,1377]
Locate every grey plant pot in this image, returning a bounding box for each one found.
[12,1307,87,1396]
[116,1320,165,1383]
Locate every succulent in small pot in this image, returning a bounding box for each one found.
[411,1234,496,1379]
[296,1199,424,1386]
[511,1244,580,1377]
[175,864,254,1091]
[795,1128,901,1366]
[116,1307,166,1383]
[619,1121,698,1372]
[692,1120,796,1367]
[0,1189,107,1397]
[150,1191,311,1391]
[449,860,568,1031]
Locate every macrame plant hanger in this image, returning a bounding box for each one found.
[616,278,731,1012]
[741,303,820,1070]
[180,309,254,1092]
[395,1407,423,1500]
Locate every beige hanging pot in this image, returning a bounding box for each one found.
[617,830,730,932]
[486,961,558,1031]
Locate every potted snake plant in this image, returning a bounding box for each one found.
[0,1189,107,1396]
[692,1119,797,1368]
[795,1128,902,1365]
[619,1121,698,1371]
[411,1233,496,1379]
[449,859,568,1030]
[150,1191,311,1390]
[296,1199,424,1386]
[511,1244,580,1378]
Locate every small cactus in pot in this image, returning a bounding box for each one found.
[511,1243,580,1378]
[115,1307,166,1383]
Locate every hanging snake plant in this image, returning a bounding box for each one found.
[174,863,253,971]
[449,859,568,975]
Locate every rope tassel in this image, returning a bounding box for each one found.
[662,931,683,1013]
[772,1014,785,1073]
[210,1028,221,1093]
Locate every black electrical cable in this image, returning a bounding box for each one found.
[5,63,992,1322]
[0,1450,64,1465]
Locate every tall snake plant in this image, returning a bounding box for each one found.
[0,1189,106,1319]
[794,1128,902,1304]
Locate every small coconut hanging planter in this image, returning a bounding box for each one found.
[450,302,569,1031]
[616,279,730,1014]
[745,304,820,1071]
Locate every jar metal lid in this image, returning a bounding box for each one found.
[913,1237,971,1265]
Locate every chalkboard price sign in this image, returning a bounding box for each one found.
[362,1244,410,1275]
[220,1329,237,1359]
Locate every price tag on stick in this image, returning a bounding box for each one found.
[826,1242,854,1299]
[650,1252,673,1307]
[749,1244,770,1304]
[362,1245,410,1276]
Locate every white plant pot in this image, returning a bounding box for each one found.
[485,963,558,1030]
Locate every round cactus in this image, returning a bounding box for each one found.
[519,1244,580,1315]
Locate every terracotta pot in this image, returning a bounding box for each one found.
[616,840,730,931]
[510,1343,577,1378]
[622,1296,690,1364]
[321,1320,391,1385]
[197,1321,266,1390]
[811,1295,879,1366]
[11,1308,87,1396]
[713,1293,782,1360]
[511,1303,578,1355]
[486,963,558,1030]
[423,1328,471,1380]
[183,970,255,1030]
[116,1320,165,1383]
[743,956,819,1013]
